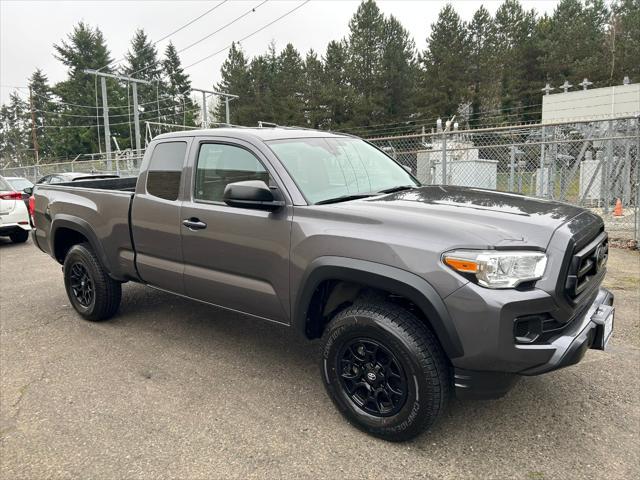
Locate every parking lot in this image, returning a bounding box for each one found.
[1,239,638,479]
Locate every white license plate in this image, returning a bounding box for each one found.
[603,310,614,348]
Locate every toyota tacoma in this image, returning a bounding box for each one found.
[31,127,614,441]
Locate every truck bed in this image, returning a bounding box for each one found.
[32,177,139,281]
[57,176,138,192]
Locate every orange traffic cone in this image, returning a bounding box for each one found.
[613,198,623,217]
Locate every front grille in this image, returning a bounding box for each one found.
[565,231,608,300]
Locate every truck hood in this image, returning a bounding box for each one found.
[333,185,591,249]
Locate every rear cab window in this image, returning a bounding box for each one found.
[146,141,188,201]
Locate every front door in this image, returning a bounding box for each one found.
[180,139,291,324]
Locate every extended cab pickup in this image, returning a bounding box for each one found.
[32,128,614,441]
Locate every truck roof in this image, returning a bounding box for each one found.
[154,127,353,142]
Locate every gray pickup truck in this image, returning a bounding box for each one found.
[32,127,614,441]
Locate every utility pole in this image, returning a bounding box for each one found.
[83,69,152,163]
[190,88,239,127]
[100,77,111,169]
[28,86,39,164]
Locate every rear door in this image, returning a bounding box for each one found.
[180,138,292,324]
[131,139,191,293]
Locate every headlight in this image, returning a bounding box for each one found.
[442,250,547,289]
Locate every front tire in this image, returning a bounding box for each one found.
[63,243,121,321]
[320,301,450,441]
[9,230,29,243]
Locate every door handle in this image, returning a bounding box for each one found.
[182,218,207,230]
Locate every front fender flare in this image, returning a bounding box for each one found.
[293,256,464,359]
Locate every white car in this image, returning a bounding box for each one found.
[0,175,31,243]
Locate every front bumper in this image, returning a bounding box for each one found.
[448,286,614,400]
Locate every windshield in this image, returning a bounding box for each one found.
[6,178,33,191]
[267,137,418,204]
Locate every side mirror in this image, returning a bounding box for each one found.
[223,180,284,211]
[23,187,33,197]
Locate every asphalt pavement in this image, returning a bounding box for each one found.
[1,239,638,479]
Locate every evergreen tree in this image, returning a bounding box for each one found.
[53,22,126,156]
[124,29,165,129]
[162,42,196,127]
[274,43,305,125]
[27,69,54,158]
[215,42,251,124]
[467,6,498,127]
[420,5,469,119]
[380,15,417,124]
[539,0,609,87]
[322,40,352,129]
[0,92,30,165]
[347,0,386,125]
[302,50,326,128]
[494,0,542,123]
[609,0,640,84]
[246,42,280,124]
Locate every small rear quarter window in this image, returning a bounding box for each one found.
[146,141,187,201]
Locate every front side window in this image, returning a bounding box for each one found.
[195,143,269,203]
[267,137,418,204]
[146,141,187,201]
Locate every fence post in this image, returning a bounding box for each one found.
[441,130,447,185]
[623,119,632,205]
[635,119,639,246]
[548,127,556,199]
[539,125,546,196]
[603,120,613,214]
[509,146,515,192]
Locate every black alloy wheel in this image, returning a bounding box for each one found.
[338,338,408,417]
[63,243,121,321]
[69,262,94,308]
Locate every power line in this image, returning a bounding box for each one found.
[96,0,229,72]
[15,86,181,111]
[39,105,203,129]
[178,1,268,55]
[130,0,268,79]
[183,0,311,70]
[344,97,639,137]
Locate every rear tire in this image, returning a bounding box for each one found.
[320,301,450,441]
[63,243,121,321]
[9,230,29,243]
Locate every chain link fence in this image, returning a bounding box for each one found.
[0,150,144,184]
[368,116,639,244]
[1,116,638,243]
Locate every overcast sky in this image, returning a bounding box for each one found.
[0,0,560,105]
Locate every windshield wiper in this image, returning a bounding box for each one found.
[378,185,416,194]
[315,193,376,205]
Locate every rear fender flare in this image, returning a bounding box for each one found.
[293,256,464,359]
[50,215,117,280]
